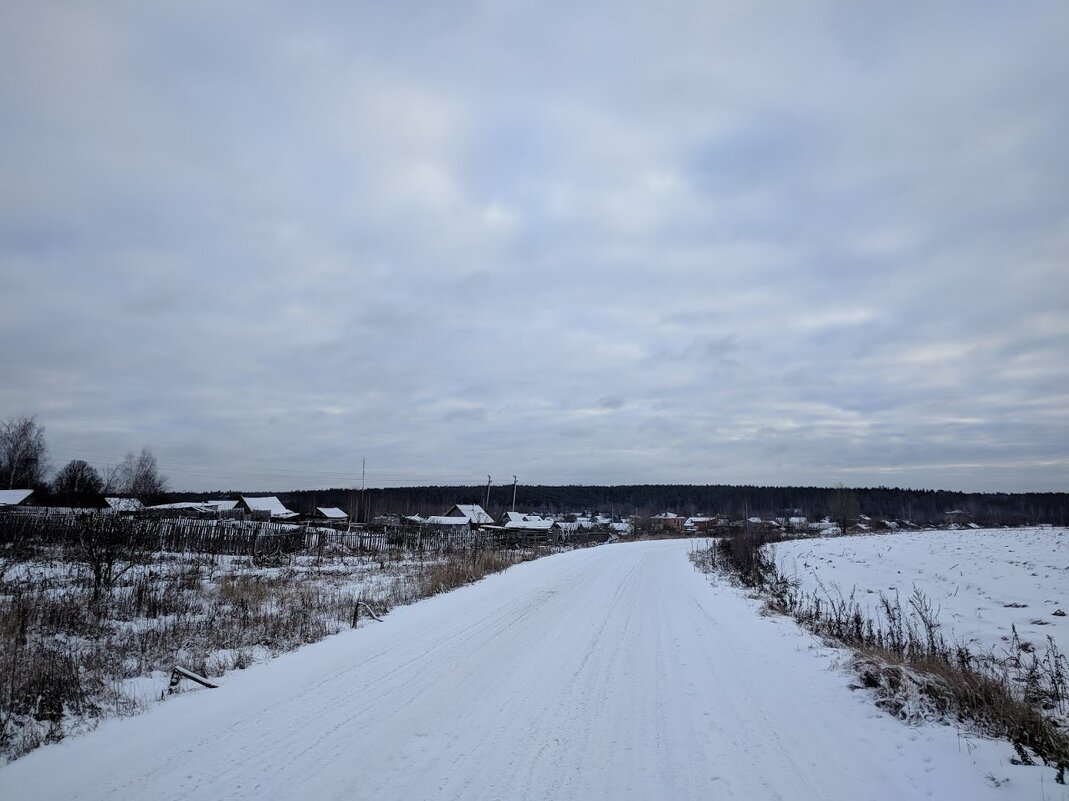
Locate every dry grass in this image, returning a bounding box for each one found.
[416,549,533,597]
[0,522,570,764]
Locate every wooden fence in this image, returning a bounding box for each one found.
[0,509,611,557]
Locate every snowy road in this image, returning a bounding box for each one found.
[0,540,1052,800]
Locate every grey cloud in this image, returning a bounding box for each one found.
[1,1,1067,492]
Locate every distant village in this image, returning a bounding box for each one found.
[0,486,987,541]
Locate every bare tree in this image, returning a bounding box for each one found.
[0,415,49,489]
[830,484,860,535]
[52,459,104,505]
[107,447,168,500]
[75,515,153,602]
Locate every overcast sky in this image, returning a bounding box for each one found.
[2,2,1067,493]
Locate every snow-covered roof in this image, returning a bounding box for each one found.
[425,515,472,526]
[145,499,238,514]
[204,499,238,511]
[654,512,680,519]
[789,517,807,524]
[147,501,210,511]
[105,497,143,512]
[0,489,33,506]
[241,496,298,519]
[446,504,494,524]
[317,507,348,519]
[503,511,548,525]
[503,519,556,531]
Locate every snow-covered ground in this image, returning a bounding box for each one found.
[0,548,477,760]
[773,528,1069,658]
[1,539,1060,800]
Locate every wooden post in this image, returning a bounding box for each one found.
[168,665,218,693]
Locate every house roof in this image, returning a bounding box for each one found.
[503,511,549,524]
[425,515,472,526]
[145,499,238,514]
[204,499,238,511]
[105,497,144,512]
[447,504,494,524]
[241,496,298,519]
[0,489,33,506]
[503,519,556,531]
[317,507,348,519]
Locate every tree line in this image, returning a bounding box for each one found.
[0,415,168,504]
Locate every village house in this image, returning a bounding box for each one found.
[425,504,494,529]
[237,496,298,520]
[651,512,684,532]
[498,511,558,533]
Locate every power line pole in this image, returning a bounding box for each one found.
[511,475,517,513]
[360,456,366,524]
[485,474,492,510]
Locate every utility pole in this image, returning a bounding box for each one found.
[360,456,366,524]
[511,475,518,513]
[485,474,492,510]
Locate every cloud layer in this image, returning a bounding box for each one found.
[2,2,1067,491]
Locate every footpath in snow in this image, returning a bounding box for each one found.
[0,539,1059,800]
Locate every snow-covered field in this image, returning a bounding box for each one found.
[1,539,1061,800]
[773,528,1069,659]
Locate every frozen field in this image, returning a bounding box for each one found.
[773,527,1069,657]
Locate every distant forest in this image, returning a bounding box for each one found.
[165,484,1069,527]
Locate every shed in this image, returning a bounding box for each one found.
[315,507,349,521]
[0,489,33,507]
